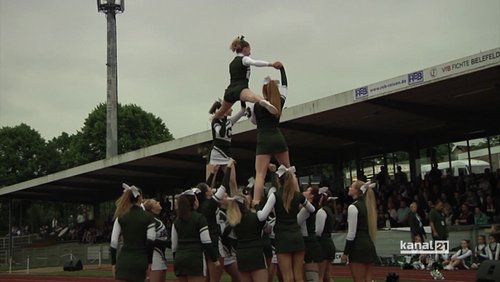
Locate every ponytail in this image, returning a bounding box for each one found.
[230,36,250,53]
[364,184,377,241]
[227,200,243,226]
[262,81,282,117]
[114,188,142,220]
[280,171,296,212]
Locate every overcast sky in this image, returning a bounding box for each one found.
[1,0,499,141]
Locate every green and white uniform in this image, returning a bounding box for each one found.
[233,210,268,272]
[224,54,271,103]
[209,108,246,165]
[110,205,156,282]
[257,189,315,253]
[252,67,288,155]
[171,211,217,277]
[298,208,323,263]
[152,217,169,271]
[343,197,378,263]
[316,206,337,261]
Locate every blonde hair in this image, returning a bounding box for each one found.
[226,196,247,226]
[230,36,249,53]
[262,81,282,117]
[113,189,141,220]
[353,180,377,241]
[143,199,156,212]
[280,171,296,213]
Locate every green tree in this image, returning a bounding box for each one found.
[45,132,73,173]
[65,103,174,166]
[0,124,49,186]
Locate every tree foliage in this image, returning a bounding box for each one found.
[0,124,49,186]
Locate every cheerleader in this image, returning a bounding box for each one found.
[297,187,322,282]
[251,66,290,207]
[196,160,235,281]
[487,234,500,260]
[142,199,169,282]
[443,240,472,270]
[207,100,247,185]
[171,188,219,281]
[315,188,337,282]
[471,235,489,269]
[110,184,156,282]
[217,194,241,282]
[341,181,378,282]
[227,195,269,282]
[214,36,281,119]
[257,165,315,282]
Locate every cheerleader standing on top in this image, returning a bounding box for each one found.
[257,165,315,282]
[251,66,290,207]
[214,36,282,119]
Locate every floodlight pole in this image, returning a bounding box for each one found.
[98,0,124,158]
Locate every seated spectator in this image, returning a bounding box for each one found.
[443,205,454,227]
[455,204,474,225]
[471,235,489,269]
[474,207,489,225]
[387,201,398,226]
[487,235,500,260]
[444,240,472,270]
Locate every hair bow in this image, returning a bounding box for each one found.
[327,196,339,201]
[319,187,329,196]
[360,181,376,194]
[122,183,141,198]
[276,165,296,178]
[247,177,255,188]
[227,195,246,204]
[262,76,272,85]
[181,187,201,196]
[239,35,245,41]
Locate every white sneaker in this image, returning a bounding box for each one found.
[259,100,278,115]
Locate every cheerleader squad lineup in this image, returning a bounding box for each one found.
[110,36,379,282]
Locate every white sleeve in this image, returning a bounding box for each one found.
[171,224,178,253]
[486,246,493,260]
[147,221,156,241]
[315,209,327,237]
[303,198,315,213]
[213,123,221,136]
[456,249,472,260]
[242,56,270,67]
[257,192,276,221]
[229,107,246,124]
[346,204,358,241]
[280,85,288,99]
[199,226,212,244]
[451,250,459,259]
[110,219,121,249]
[297,207,311,225]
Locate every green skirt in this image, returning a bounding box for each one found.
[318,236,336,261]
[256,128,288,155]
[174,245,205,277]
[224,84,247,103]
[349,233,378,263]
[275,230,304,253]
[116,247,148,282]
[236,246,267,272]
[304,236,323,263]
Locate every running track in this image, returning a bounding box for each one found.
[0,266,477,281]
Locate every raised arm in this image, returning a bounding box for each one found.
[229,106,246,124]
[242,56,271,67]
[213,160,234,201]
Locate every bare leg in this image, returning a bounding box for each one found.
[322,261,331,282]
[253,154,272,206]
[207,258,223,282]
[304,262,319,282]
[240,271,253,282]
[348,263,366,282]
[277,253,293,282]
[241,89,278,115]
[187,276,206,282]
[229,162,238,196]
[364,263,372,282]
[224,262,241,282]
[273,151,290,167]
[177,277,188,282]
[292,251,305,282]
[268,262,277,282]
[318,261,327,282]
[149,269,166,282]
[251,269,269,282]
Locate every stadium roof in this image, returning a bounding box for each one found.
[1,48,499,203]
